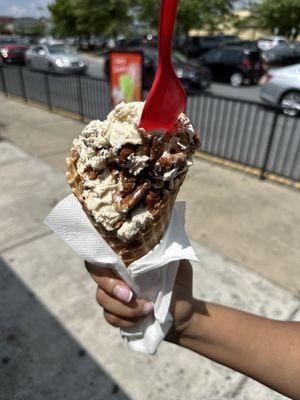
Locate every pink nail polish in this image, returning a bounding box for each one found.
[143,302,154,315]
[113,285,133,303]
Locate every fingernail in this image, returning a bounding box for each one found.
[143,302,154,315]
[113,285,133,303]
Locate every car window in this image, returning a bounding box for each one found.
[219,49,242,63]
[172,50,188,64]
[0,38,18,45]
[31,46,44,53]
[203,49,223,62]
[47,44,73,54]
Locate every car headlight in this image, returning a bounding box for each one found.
[78,61,85,67]
[0,48,8,58]
[176,68,184,78]
[55,58,70,67]
[187,71,196,79]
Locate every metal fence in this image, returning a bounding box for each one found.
[0,65,299,183]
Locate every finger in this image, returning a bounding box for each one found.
[103,311,144,329]
[85,261,133,303]
[96,287,154,319]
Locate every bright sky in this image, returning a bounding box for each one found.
[0,0,52,18]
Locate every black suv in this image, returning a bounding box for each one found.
[199,46,264,87]
[175,35,239,58]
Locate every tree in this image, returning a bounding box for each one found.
[251,0,300,40]
[0,23,6,34]
[49,0,133,37]
[135,0,234,37]
[48,0,79,37]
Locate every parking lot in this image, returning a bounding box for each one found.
[83,54,262,103]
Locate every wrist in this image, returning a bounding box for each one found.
[166,298,200,344]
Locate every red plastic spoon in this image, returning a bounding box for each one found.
[139,0,186,132]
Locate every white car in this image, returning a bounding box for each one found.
[260,64,300,116]
[258,36,289,52]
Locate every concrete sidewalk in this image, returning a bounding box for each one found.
[0,96,299,399]
[0,97,299,295]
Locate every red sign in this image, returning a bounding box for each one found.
[109,52,143,106]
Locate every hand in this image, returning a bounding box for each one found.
[85,260,195,338]
[85,262,154,329]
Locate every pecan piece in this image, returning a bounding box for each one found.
[158,152,187,171]
[118,145,136,165]
[120,171,136,196]
[116,181,150,213]
[84,166,98,180]
[149,136,164,162]
[145,189,162,211]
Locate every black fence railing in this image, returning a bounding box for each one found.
[0,65,299,184]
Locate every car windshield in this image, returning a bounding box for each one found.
[47,45,74,54]
[172,50,188,63]
[144,48,197,67]
[0,38,19,45]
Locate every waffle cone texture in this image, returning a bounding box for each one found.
[67,153,186,267]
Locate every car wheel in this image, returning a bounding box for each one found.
[230,72,243,87]
[280,91,300,117]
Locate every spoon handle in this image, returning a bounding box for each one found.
[158,0,179,66]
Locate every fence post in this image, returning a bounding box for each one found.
[76,74,84,121]
[44,72,52,111]
[260,109,279,180]
[19,67,27,103]
[0,66,8,97]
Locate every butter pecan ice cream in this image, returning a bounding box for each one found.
[67,101,199,264]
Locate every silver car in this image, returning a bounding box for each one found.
[258,36,289,51]
[260,64,300,116]
[26,43,88,74]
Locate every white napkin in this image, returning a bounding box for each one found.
[44,194,199,354]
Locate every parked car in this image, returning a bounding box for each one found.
[224,40,259,51]
[262,43,300,67]
[198,46,264,87]
[0,37,27,65]
[104,46,212,91]
[257,36,289,51]
[26,44,88,74]
[260,64,300,116]
[175,35,239,58]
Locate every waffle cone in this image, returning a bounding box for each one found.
[66,153,186,267]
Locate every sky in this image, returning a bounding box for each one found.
[0,0,52,18]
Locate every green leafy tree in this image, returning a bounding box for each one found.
[49,0,133,37]
[251,0,300,40]
[0,23,6,34]
[48,0,79,36]
[135,0,234,37]
[74,0,132,37]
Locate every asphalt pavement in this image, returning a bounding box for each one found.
[1,96,299,400]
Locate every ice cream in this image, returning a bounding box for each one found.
[67,101,200,265]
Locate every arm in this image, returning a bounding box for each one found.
[86,260,300,399]
[175,300,300,399]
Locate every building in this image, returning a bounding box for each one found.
[190,10,270,40]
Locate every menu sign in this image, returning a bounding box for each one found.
[109,51,143,106]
